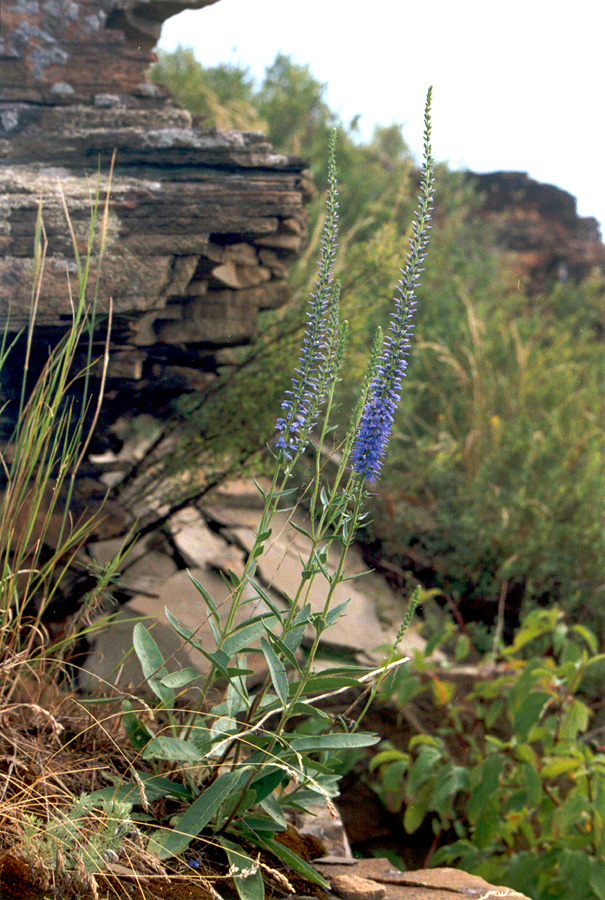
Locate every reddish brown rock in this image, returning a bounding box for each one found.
[315,859,531,900]
[467,170,605,293]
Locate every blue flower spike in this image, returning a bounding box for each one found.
[275,130,340,460]
[351,88,435,483]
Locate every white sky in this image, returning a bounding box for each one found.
[159,0,604,232]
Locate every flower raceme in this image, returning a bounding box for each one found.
[275,131,340,460]
[351,88,434,483]
[275,89,434,484]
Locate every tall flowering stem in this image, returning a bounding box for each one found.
[351,87,435,483]
[275,130,340,460]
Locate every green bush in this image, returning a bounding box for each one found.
[369,607,605,899]
[338,194,604,633]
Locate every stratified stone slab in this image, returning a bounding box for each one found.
[168,507,229,568]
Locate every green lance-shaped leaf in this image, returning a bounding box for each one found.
[150,767,252,859]
[132,624,173,705]
[220,838,264,900]
[261,636,289,708]
[258,837,329,890]
[290,732,379,752]
[142,735,203,763]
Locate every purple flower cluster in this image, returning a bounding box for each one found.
[351,91,434,483]
[276,132,339,460]
[275,292,331,458]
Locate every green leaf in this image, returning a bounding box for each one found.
[281,626,306,661]
[505,609,562,655]
[133,623,172,703]
[369,747,408,772]
[290,732,379,752]
[289,519,313,540]
[186,575,222,645]
[260,629,300,670]
[468,755,504,825]
[198,647,231,677]
[302,673,361,693]
[323,598,351,628]
[403,782,432,834]
[292,603,313,626]
[261,637,289,708]
[259,793,287,828]
[220,839,264,900]
[141,735,202,763]
[589,859,605,900]
[513,691,551,741]
[249,580,285,620]
[236,815,285,834]
[258,837,329,889]
[541,755,582,778]
[188,573,221,620]
[121,700,154,751]
[287,701,330,720]
[249,769,288,806]
[222,617,274,657]
[159,668,201,689]
[150,768,251,859]
[406,745,443,795]
[90,773,192,806]
[431,764,469,812]
[571,623,598,654]
[559,697,591,741]
[165,609,211,654]
[553,792,591,837]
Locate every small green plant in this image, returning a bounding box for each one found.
[368,606,605,899]
[95,92,435,892]
[20,795,134,889]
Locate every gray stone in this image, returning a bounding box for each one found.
[168,506,229,569]
[80,567,279,695]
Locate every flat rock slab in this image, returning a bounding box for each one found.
[314,860,531,900]
[80,567,279,695]
[203,488,431,661]
[169,506,230,568]
[228,522,387,661]
[81,475,434,690]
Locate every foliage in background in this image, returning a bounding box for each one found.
[150,46,604,638]
[343,209,604,632]
[369,607,605,899]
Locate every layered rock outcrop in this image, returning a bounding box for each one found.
[467,170,605,293]
[0,0,311,417]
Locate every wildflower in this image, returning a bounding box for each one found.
[351,88,434,482]
[275,131,340,460]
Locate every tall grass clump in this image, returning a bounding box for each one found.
[0,176,118,692]
[92,91,434,891]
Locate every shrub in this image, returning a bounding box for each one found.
[369,606,605,899]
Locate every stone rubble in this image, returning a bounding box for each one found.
[80,456,422,694]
